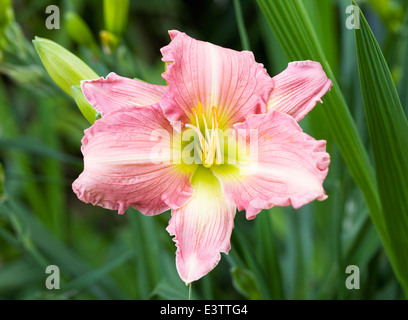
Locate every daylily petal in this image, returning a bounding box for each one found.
[160,30,274,129]
[213,110,330,220]
[167,167,236,284]
[81,72,167,116]
[267,60,332,122]
[72,103,195,215]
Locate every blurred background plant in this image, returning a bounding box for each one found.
[0,0,407,300]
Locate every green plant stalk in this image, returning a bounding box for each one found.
[65,11,99,55]
[103,0,129,37]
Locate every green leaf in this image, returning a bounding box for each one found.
[0,199,124,299]
[233,0,250,51]
[151,278,190,300]
[0,260,38,288]
[128,209,165,299]
[230,223,273,299]
[254,211,284,299]
[397,12,408,113]
[61,250,133,296]
[230,266,262,300]
[0,163,4,200]
[302,0,339,74]
[353,1,408,296]
[0,137,81,166]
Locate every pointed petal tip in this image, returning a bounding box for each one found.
[268,60,333,122]
[81,73,167,116]
[72,175,129,215]
[178,254,222,284]
[117,202,126,215]
[167,169,235,283]
[168,29,183,40]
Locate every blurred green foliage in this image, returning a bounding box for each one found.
[0,0,407,300]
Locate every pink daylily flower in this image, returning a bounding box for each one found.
[73,30,332,284]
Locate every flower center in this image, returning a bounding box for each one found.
[185,102,223,168]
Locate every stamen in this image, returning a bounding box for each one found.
[212,106,219,125]
[203,116,216,167]
[197,101,204,114]
[211,106,222,165]
[187,103,222,168]
[192,108,200,129]
[202,112,209,133]
[185,124,206,152]
[215,129,223,165]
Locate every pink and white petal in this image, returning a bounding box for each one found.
[267,60,332,122]
[160,30,274,129]
[213,110,330,220]
[167,167,236,284]
[81,72,167,116]
[72,103,195,216]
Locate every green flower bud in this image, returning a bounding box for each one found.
[0,0,15,52]
[65,12,98,54]
[103,0,130,37]
[33,37,99,96]
[0,0,14,29]
[100,30,120,54]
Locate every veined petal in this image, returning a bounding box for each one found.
[81,72,167,116]
[167,167,236,284]
[213,110,330,219]
[267,61,332,122]
[72,103,195,215]
[160,30,274,129]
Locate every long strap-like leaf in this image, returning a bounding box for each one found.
[354,1,408,295]
[256,0,383,240]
